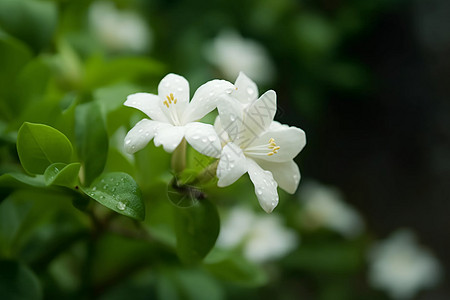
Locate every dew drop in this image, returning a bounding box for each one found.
[116,182,120,186]
[100,195,105,199]
[92,186,97,191]
[230,115,236,121]
[132,101,137,105]
[112,187,116,192]
[138,129,143,133]
[256,189,263,195]
[209,92,214,96]
[117,201,126,211]
[125,139,131,145]
[225,89,232,94]
[177,87,183,92]
[101,179,105,183]
[145,132,150,137]
[201,137,207,143]
[103,185,108,189]
[90,192,95,196]
[131,145,136,151]
[230,163,235,168]
[208,135,216,141]
[247,87,254,95]
[192,135,199,140]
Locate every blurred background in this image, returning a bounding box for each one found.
[0,0,449,299]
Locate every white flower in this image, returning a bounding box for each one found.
[217,206,298,263]
[299,181,364,238]
[215,73,306,213]
[124,73,234,154]
[89,1,151,53]
[368,229,442,299]
[204,30,275,84]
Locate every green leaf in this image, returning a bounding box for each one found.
[44,162,81,188]
[0,35,32,120]
[173,199,220,264]
[0,260,42,300]
[204,250,268,287]
[17,122,73,174]
[81,172,144,221]
[75,102,108,185]
[0,0,58,52]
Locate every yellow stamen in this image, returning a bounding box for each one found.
[267,138,280,156]
[164,93,177,107]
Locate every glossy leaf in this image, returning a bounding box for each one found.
[75,102,108,185]
[44,162,81,188]
[82,172,144,221]
[173,199,220,264]
[0,260,42,300]
[17,122,73,174]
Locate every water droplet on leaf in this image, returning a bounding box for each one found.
[117,201,126,211]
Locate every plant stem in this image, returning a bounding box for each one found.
[171,138,186,175]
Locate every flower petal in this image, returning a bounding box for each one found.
[233,72,259,104]
[158,73,190,122]
[185,122,222,158]
[217,94,245,142]
[247,126,306,162]
[246,158,279,213]
[255,159,300,194]
[214,116,230,146]
[241,90,277,142]
[153,125,186,153]
[217,142,248,187]
[182,79,234,123]
[124,93,169,122]
[124,119,161,153]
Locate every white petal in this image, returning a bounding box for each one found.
[185,122,222,158]
[247,126,306,162]
[158,73,190,120]
[217,94,245,142]
[182,79,234,123]
[217,143,248,187]
[255,159,300,194]
[246,158,279,213]
[232,72,259,104]
[241,90,277,143]
[214,116,230,145]
[124,119,162,153]
[124,93,169,122]
[153,125,186,153]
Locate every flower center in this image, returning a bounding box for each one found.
[244,138,281,157]
[163,93,181,125]
[267,138,280,156]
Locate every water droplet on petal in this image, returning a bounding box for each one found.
[192,135,199,140]
[201,137,207,143]
[131,145,136,151]
[125,139,131,145]
[230,115,236,121]
[177,87,183,92]
[138,129,143,133]
[256,189,263,195]
[247,87,254,95]
[230,163,235,168]
[208,135,216,141]
[209,92,214,96]
[145,132,150,137]
[117,201,126,211]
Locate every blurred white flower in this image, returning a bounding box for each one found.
[89,1,151,53]
[218,206,298,263]
[205,30,275,84]
[124,73,234,154]
[299,181,364,238]
[368,229,442,299]
[215,73,306,213]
